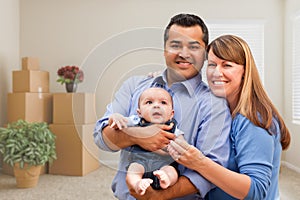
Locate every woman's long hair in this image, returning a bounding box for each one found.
[207,35,290,150]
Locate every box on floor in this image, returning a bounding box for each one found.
[49,123,100,176]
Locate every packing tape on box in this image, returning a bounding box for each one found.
[38,87,42,93]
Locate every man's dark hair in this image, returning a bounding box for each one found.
[164,13,209,47]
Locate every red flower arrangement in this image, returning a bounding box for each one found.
[57,65,84,84]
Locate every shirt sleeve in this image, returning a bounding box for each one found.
[174,128,184,137]
[233,115,275,200]
[182,93,232,197]
[93,76,145,152]
[126,115,140,127]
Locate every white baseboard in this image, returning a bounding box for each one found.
[281,161,300,174]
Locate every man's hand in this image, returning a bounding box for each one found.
[124,124,176,152]
[147,70,162,78]
[102,122,176,151]
[128,175,199,200]
[128,182,166,200]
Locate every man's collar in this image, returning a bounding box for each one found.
[183,72,202,96]
[151,70,202,97]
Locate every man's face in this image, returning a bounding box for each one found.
[164,24,206,82]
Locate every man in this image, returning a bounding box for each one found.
[94,13,231,199]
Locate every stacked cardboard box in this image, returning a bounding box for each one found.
[3,57,52,175]
[8,57,52,123]
[49,93,100,176]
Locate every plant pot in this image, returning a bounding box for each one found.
[13,163,42,188]
[65,82,77,93]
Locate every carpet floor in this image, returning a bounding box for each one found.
[0,164,299,200]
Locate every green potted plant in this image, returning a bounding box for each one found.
[0,120,57,188]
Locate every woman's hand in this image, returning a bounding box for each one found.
[147,70,162,78]
[167,137,205,171]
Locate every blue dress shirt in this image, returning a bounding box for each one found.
[94,70,231,200]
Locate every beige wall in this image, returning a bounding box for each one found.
[19,0,284,114]
[0,0,289,169]
[283,0,300,171]
[0,0,19,167]
[0,0,19,126]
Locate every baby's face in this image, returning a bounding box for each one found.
[137,88,174,124]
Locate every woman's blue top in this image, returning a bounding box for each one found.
[206,113,282,200]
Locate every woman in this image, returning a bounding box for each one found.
[168,35,291,199]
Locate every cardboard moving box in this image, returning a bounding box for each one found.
[53,93,96,124]
[49,124,100,176]
[7,93,52,123]
[13,70,49,93]
[22,57,40,70]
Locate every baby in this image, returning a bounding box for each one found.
[109,87,184,195]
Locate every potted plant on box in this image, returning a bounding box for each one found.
[57,65,84,93]
[0,120,57,188]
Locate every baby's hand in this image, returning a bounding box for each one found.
[108,113,128,130]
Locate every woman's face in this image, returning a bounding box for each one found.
[206,50,245,106]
